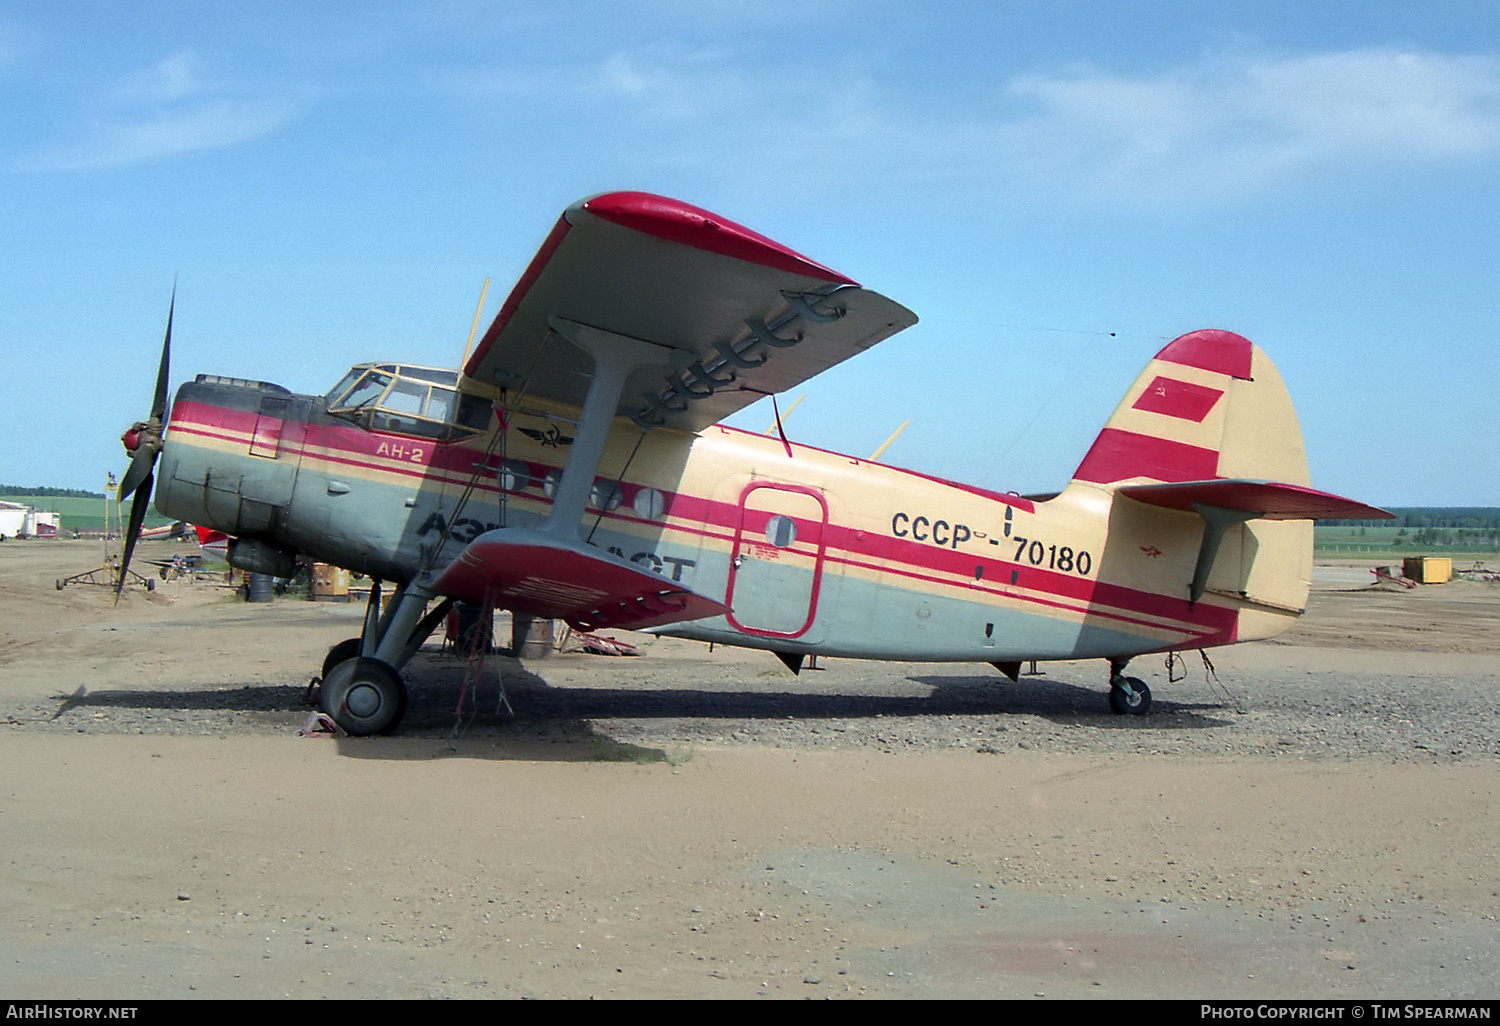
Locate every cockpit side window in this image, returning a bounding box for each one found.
[381,378,429,417]
[324,369,366,407]
[425,387,456,424]
[325,364,492,442]
[338,372,392,412]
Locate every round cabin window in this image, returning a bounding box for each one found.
[496,459,531,492]
[765,514,797,548]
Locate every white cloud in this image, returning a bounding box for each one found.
[112,51,209,104]
[18,100,297,172]
[442,45,896,194]
[985,48,1500,206]
[447,46,751,119]
[13,49,298,172]
[445,44,1500,208]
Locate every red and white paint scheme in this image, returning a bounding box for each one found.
[192,525,229,559]
[127,192,1389,735]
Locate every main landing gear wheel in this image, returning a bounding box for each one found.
[1109,676,1152,716]
[321,637,363,680]
[319,657,407,736]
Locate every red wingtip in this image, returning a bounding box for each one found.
[577,192,858,285]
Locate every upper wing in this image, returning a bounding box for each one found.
[461,192,918,431]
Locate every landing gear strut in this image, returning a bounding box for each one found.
[316,580,453,736]
[1108,658,1152,716]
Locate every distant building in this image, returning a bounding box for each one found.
[0,500,27,539]
[27,511,59,537]
[0,501,60,538]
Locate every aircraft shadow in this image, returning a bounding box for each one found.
[47,658,1236,764]
[47,681,311,718]
[411,672,1238,730]
[389,659,1238,737]
[905,675,1236,730]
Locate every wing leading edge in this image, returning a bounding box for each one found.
[461,192,918,432]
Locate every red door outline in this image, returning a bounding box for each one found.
[724,481,829,639]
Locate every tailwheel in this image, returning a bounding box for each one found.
[320,657,407,736]
[1108,675,1152,716]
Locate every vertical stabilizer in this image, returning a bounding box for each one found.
[1071,329,1310,489]
[1070,329,1319,640]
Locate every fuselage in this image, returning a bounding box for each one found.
[156,366,1302,666]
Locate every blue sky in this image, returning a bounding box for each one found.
[2,1,1497,505]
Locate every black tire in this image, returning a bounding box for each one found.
[319,657,407,736]
[1108,677,1152,716]
[321,637,364,680]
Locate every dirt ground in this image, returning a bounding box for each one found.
[1,540,1496,1000]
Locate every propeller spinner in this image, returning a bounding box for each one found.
[115,287,174,601]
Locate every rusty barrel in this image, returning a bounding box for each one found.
[512,615,554,659]
[246,573,274,602]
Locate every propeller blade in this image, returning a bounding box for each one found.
[114,284,175,599]
[116,443,156,502]
[114,469,154,602]
[151,285,174,421]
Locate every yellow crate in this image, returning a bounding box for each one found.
[1402,556,1452,584]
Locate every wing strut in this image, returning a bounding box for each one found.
[431,315,729,632]
[540,316,675,541]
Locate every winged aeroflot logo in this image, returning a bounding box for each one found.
[518,425,573,447]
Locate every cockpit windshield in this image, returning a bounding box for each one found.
[325,363,492,440]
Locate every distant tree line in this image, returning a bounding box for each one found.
[1321,507,1500,528]
[0,485,105,498]
[1399,527,1500,546]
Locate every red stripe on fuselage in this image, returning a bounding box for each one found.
[167,400,1236,645]
[711,425,1037,512]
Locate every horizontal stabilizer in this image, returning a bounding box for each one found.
[432,528,730,632]
[1118,479,1393,521]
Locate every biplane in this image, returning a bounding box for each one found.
[115,191,1390,734]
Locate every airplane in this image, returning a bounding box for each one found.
[114,191,1391,735]
[137,520,193,542]
[191,524,229,560]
